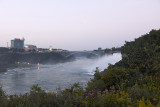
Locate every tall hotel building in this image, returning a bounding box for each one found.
[11,38,25,49]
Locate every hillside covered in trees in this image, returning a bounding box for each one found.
[0,29,160,106]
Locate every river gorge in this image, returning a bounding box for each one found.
[0,53,121,95]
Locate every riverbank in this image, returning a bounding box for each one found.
[0,51,120,73]
[0,67,7,72]
[0,52,75,72]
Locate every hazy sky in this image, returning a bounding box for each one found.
[0,0,160,51]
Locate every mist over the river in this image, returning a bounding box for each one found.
[0,53,121,95]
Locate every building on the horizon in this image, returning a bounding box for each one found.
[98,47,104,56]
[98,47,102,51]
[11,38,25,49]
[49,45,53,52]
[24,45,38,52]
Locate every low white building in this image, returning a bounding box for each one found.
[24,45,38,52]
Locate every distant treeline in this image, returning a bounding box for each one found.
[93,47,121,54]
[0,48,25,53]
[0,47,67,53]
[104,47,121,53]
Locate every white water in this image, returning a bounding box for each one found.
[85,53,122,75]
[0,53,121,95]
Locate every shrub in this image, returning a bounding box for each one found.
[101,67,129,89]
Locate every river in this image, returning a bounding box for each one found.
[0,53,121,95]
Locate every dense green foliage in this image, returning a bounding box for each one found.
[0,29,160,106]
[118,29,160,74]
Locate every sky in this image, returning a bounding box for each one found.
[0,0,160,51]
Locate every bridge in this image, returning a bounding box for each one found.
[65,51,102,58]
